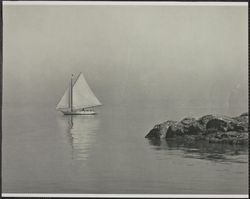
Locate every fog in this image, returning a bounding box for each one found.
[3,5,248,115]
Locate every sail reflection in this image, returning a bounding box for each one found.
[66,115,100,161]
[147,138,248,163]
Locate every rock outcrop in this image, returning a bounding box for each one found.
[145,120,177,139]
[145,113,248,145]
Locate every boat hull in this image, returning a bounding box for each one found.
[61,110,97,115]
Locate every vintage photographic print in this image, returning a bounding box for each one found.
[1,1,248,198]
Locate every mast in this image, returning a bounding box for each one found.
[70,74,73,112]
[68,79,71,110]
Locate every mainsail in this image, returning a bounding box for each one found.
[56,73,102,110]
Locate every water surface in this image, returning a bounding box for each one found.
[2,103,248,194]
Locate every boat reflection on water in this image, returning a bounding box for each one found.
[66,115,100,161]
[147,138,248,163]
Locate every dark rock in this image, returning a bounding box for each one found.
[180,117,196,125]
[198,114,235,131]
[205,116,236,132]
[166,123,185,138]
[240,112,248,117]
[146,112,248,145]
[206,131,248,145]
[145,120,177,139]
[187,121,205,135]
[145,128,162,139]
[180,117,196,133]
[198,115,217,126]
[199,114,248,133]
[165,117,204,138]
[233,114,249,132]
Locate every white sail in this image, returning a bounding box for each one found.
[56,73,102,110]
[72,73,102,109]
[56,87,70,110]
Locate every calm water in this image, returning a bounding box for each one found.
[2,103,248,194]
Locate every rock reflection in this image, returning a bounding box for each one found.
[66,115,100,161]
[147,138,248,163]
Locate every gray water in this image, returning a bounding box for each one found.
[2,103,248,194]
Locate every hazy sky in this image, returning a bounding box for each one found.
[3,5,248,113]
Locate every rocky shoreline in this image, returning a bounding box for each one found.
[145,113,249,145]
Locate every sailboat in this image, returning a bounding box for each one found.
[56,72,102,115]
